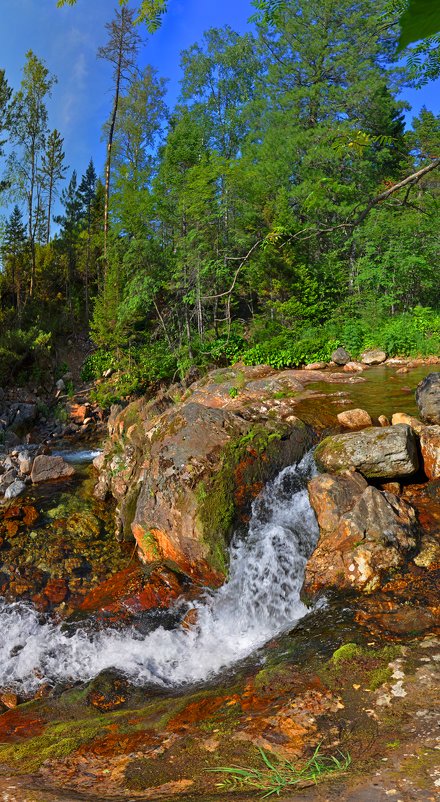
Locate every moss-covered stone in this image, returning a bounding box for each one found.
[196,420,312,576]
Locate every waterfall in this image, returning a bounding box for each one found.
[0,452,319,694]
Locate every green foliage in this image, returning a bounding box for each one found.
[206,331,247,364]
[4,0,440,397]
[398,0,440,50]
[57,0,168,32]
[241,334,339,370]
[210,744,351,797]
[89,342,177,409]
[81,350,117,382]
[0,327,52,384]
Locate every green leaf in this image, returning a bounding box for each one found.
[398,0,440,51]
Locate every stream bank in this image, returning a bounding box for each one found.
[0,360,438,800]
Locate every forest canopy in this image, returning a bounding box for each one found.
[0,0,439,401]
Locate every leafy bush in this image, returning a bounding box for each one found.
[241,333,339,369]
[207,332,247,365]
[89,342,177,409]
[81,350,117,382]
[0,327,52,385]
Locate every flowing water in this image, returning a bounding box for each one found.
[0,453,319,694]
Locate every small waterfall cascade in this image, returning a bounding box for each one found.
[0,452,319,694]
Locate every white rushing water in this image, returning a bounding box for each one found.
[0,453,319,694]
[52,448,102,464]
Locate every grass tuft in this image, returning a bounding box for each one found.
[209,744,351,797]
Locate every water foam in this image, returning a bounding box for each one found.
[0,453,319,693]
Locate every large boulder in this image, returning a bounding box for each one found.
[131,403,312,581]
[416,372,440,424]
[95,366,317,584]
[31,455,75,483]
[314,425,418,479]
[419,425,440,479]
[305,473,420,592]
[331,347,351,365]
[361,349,387,365]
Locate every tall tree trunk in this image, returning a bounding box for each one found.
[104,69,121,264]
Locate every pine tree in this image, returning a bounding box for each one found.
[40,128,68,243]
[54,170,83,316]
[78,159,98,321]
[0,69,12,194]
[1,205,28,315]
[8,51,56,298]
[98,6,142,261]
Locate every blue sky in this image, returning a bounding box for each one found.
[0,0,439,188]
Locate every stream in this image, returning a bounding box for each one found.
[0,453,319,693]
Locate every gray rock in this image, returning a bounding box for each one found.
[314,424,419,479]
[31,455,75,483]
[416,372,440,424]
[11,403,37,425]
[4,432,21,448]
[361,348,387,365]
[4,480,27,500]
[2,469,17,487]
[56,379,66,392]
[331,347,351,365]
[18,451,33,475]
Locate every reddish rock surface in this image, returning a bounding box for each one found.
[343,361,364,372]
[419,425,440,479]
[306,474,420,592]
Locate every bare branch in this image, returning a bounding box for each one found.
[202,240,262,301]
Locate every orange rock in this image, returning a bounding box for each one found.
[181,608,198,630]
[391,412,424,434]
[378,415,390,427]
[0,708,46,740]
[0,692,18,709]
[380,482,401,495]
[4,520,19,537]
[69,403,88,424]
[306,477,420,593]
[419,425,440,479]
[343,362,364,372]
[22,505,39,526]
[337,408,372,429]
[43,578,68,604]
[304,361,327,370]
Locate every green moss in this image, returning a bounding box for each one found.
[368,666,393,690]
[120,400,143,429]
[320,642,402,693]
[0,717,109,772]
[121,484,141,540]
[196,420,309,576]
[254,664,292,693]
[332,642,363,665]
[137,529,160,559]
